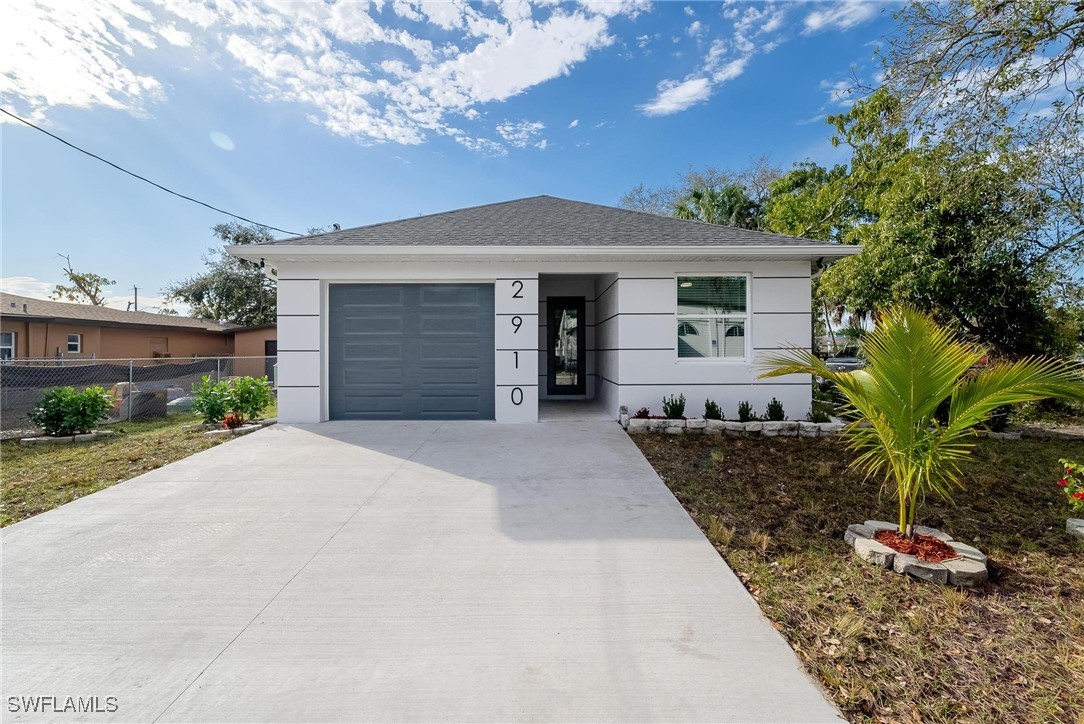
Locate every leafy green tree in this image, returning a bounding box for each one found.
[759,305,1084,537]
[51,255,115,306]
[764,90,1074,357]
[164,223,276,326]
[673,184,761,229]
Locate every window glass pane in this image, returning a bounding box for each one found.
[677,318,745,358]
[677,319,712,357]
[67,334,80,352]
[677,276,746,315]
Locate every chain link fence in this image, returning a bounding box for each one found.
[0,356,277,437]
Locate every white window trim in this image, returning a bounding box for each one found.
[67,333,82,354]
[675,273,751,363]
[0,331,15,360]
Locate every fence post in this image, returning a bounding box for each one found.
[216,357,221,383]
[128,359,134,422]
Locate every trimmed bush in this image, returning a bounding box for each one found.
[191,375,274,425]
[662,394,686,419]
[28,386,111,436]
[230,375,274,422]
[633,407,651,419]
[191,376,233,424]
[704,399,723,420]
[766,397,786,421]
[737,400,756,422]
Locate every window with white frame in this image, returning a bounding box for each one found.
[67,333,81,354]
[0,331,15,360]
[676,276,747,359]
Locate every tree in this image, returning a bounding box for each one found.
[164,223,277,326]
[50,254,115,306]
[619,156,783,224]
[882,1,1084,322]
[673,184,761,229]
[759,305,1084,537]
[763,90,1076,357]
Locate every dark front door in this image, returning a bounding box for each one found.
[547,296,586,396]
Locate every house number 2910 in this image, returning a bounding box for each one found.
[510,280,525,405]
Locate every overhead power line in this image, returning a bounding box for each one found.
[1,107,301,236]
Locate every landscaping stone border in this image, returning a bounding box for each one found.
[845,520,989,587]
[619,409,1084,442]
[1068,518,1084,541]
[201,418,277,439]
[622,416,845,438]
[19,430,116,446]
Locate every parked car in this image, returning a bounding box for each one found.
[824,356,866,373]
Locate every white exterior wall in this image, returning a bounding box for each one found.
[274,260,812,424]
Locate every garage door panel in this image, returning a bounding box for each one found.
[329,284,495,420]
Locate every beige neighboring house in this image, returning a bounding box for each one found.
[0,293,276,375]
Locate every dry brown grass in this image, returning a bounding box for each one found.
[635,434,1084,723]
[1,415,227,527]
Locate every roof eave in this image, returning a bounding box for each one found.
[228,244,862,263]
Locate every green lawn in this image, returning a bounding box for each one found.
[1,397,276,527]
[634,434,1084,723]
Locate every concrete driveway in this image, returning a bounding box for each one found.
[2,420,839,723]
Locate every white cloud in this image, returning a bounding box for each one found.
[639,1,792,118]
[568,118,579,128]
[496,119,546,148]
[684,5,695,16]
[454,135,507,156]
[803,1,878,34]
[1,277,54,299]
[820,78,855,106]
[685,20,704,38]
[638,77,712,116]
[3,0,646,152]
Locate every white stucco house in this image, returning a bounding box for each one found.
[229,196,860,424]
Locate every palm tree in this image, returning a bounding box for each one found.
[758,305,1084,537]
[673,185,761,229]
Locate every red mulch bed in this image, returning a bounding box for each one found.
[874,530,958,563]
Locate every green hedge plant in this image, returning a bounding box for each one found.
[662,393,686,419]
[704,399,723,420]
[28,386,111,436]
[191,375,274,425]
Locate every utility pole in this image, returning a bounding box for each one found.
[132,286,138,312]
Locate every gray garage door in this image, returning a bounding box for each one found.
[329,284,495,420]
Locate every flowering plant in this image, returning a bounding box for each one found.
[1057,459,1084,513]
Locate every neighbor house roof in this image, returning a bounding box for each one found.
[0,292,237,332]
[257,195,844,248]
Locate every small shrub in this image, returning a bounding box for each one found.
[980,404,1014,432]
[229,375,274,422]
[737,400,756,422]
[27,385,111,436]
[807,405,832,423]
[192,375,274,425]
[662,393,686,419]
[191,376,232,424]
[704,399,722,420]
[222,412,245,430]
[1057,459,1084,513]
[633,406,651,419]
[765,397,786,421]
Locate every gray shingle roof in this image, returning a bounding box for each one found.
[260,195,831,248]
[0,292,237,332]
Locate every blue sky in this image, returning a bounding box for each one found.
[2,1,896,313]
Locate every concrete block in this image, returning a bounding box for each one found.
[942,557,988,587]
[853,538,895,568]
[947,541,987,563]
[722,421,745,437]
[798,421,820,438]
[1068,518,1084,540]
[686,419,706,430]
[892,554,949,584]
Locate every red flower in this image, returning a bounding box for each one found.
[1058,478,1069,487]
[1074,491,1084,500]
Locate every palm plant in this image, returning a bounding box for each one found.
[758,305,1084,537]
